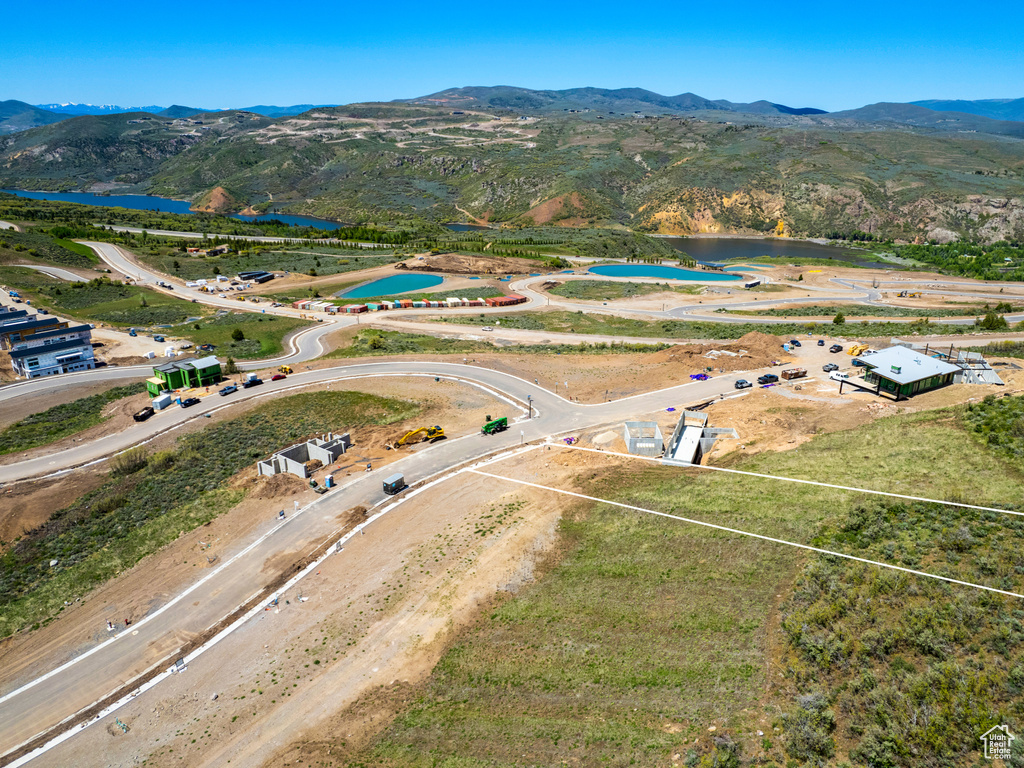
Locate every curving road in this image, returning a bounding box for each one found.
[0,360,762,760]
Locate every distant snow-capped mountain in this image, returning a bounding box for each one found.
[35,103,167,115]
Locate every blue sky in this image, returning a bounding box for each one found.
[3,0,1022,111]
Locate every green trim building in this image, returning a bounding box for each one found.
[859,346,960,400]
[146,356,222,396]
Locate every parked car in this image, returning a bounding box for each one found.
[242,377,263,388]
[219,384,238,396]
[133,406,155,422]
[823,363,839,372]
[734,379,752,389]
[179,342,193,349]
[789,339,802,347]
[817,339,825,346]
[180,397,201,408]
[481,326,494,332]
[757,373,779,385]
[271,373,287,381]
[153,335,165,343]
[830,371,850,381]
[829,344,843,353]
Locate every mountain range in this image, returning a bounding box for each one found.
[2,88,1023,243]
[2,89,1024,135]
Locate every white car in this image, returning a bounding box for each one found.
[219,293,228,299]
[829,371,850,381]
[481,326,494,332]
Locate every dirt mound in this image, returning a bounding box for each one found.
[399,252,539,275]
[251,473,308,500]
[521,193,585,226]
[649,332,787,373]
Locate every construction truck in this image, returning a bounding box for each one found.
[388,425,445,450]
[848,343,870,357]
[481,416,508,435]
[278,365,292,375]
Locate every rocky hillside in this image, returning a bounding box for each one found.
[1,103,1023,242]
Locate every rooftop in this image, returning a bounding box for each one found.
[860,345,960,384]
[9,337,93,359]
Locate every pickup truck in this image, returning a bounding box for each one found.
[219,384,238,396]
[757,373,780,385]
[829,344,843,353]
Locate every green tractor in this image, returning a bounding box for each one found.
[481,416,508,435]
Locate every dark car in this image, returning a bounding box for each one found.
[271,373,287,381]
[823,363,839,372]
[817,339,825,346]
[757,374,780,385]
[734,379,752,389]
[829,344,843,353]
[219,384,238,396]
[788,339,802,347]
[242,377,263,389]
[133,406,155,422]
[180,397,201,408]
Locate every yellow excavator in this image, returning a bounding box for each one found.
[387,425,445,450]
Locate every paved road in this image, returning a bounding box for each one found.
[0,221,21,232]
[12,265,88,282]
[0,360,759,758]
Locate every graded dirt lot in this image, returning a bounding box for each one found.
[0,378,509,688]
[32,447,628,768]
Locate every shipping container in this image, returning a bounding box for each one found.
[780,368,808,380]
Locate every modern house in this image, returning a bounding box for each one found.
[10,337,96,378]
[146,356,222,396]
[0,317,68,349]
[855,346,961,400]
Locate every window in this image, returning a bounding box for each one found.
[26,357,40,368]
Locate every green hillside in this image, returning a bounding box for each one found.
[2,104,1023,242]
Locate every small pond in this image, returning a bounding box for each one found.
[337,273,444,299]
[588,264,740,281]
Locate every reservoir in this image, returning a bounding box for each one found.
[0,189,345,230]
[338,274,444,299]
[588,264,740,281]
[660,236,895,269]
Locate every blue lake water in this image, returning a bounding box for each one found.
[588,264,741,282]
[0,189,346,230]
[337,273,444,299]
[444,223,491,231]
[660,237,895,269]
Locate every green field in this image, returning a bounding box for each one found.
[0,390,420,637]
[547,279,702,301]
[178,312,312,359]
[722,303,1012,318]
[358,404,1024,766]
[432,309,976,339]
[327,329,675,359]
[0,382,146,456]
[136,248,399,282]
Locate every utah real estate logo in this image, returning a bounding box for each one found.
[981,724,1015,760]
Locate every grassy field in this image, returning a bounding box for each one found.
[0,391,420,638]
[725,303,1017,318]
[548,279,702,301]
[137,248,399,282]
[327,330,674,359]
[432,309,975,339]
[16,276,206,327]
[0,383,145,456]
[179,312,312,359]
[358,404,1024,766]
[0,228,96,269]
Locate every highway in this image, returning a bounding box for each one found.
[0,360,757,760]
